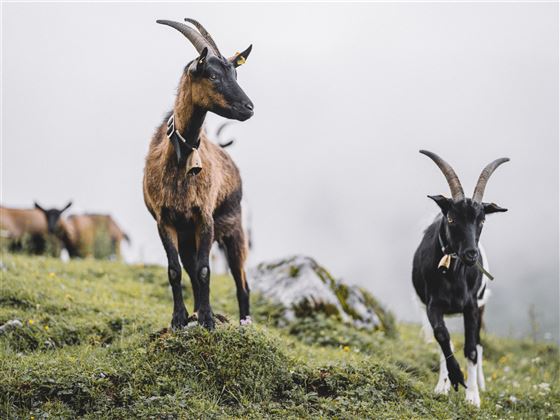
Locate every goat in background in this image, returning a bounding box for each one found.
[59,214,130,259]
[0,202,72,254]
[143,18,254,330]
[412,150,509,407]
[34,203,129,260]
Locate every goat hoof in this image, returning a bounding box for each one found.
[465,389,481,408]
[171,308,188,330]
[447,358,466,391]
[198,310,215,331]
[240,316,253,326]
[434,378,451,395]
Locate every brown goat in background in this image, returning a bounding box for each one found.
[143,18,254,330]
[1,203,71,254]
[58,214,130,259]
[33,203,129,260]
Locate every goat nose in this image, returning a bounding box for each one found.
[465,249,478,261]
[244,102,254,111]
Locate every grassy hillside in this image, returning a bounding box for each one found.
[0,254,558,419]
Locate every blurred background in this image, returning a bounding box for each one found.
[2,3,558,341]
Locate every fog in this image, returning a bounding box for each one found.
[2,3,558,340]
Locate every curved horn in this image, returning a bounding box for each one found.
[184,18,221,57]
[472,157,510,203]
[216,121,233,138]
[219,139,235,148]
[420,150,465,201]
[156,19,213,55]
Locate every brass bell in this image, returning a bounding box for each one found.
[186,149,202,175]
[438,254,452,274]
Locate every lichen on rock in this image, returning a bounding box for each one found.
[249,255,395,335]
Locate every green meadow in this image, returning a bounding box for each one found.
[0,254,558,419]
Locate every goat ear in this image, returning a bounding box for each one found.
[483,202,507,214]
[34,202,45,212]
[428,195,452,214]
[195,47,209,73]
[229,44,252,68]
[61,201,73,213]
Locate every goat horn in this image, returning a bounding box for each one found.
[472,157,510,203]
[420,150,465,201]
[216,121,233,137]
[156,19,213,56]
[184,18,221,57]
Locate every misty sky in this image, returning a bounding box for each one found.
[2,3,558,340]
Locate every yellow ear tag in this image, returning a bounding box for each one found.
[236,56,246,66]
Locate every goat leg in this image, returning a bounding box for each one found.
[158,225,188,329]
[464,304,481,406]
[195,219,215,330]
[222,227,251,324]
[427,303,466,391]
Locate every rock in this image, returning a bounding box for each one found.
[249,255,388,331]
[0,319,23,334]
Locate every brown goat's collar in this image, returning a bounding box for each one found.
[166,114,202,175]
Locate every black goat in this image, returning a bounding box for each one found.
[412,150,509,407]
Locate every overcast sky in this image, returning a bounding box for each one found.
[2,2,558,340]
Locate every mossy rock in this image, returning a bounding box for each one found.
[250,255,396,336]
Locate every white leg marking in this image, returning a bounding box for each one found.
[434,341,453,395]
[434,350,450,394]
[240,316,252,326]
[476,344,486,391]
[465,359,481,407]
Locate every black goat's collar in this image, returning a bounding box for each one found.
[437,231,456,275]
[166,114,202,174]
[438,231,455,256]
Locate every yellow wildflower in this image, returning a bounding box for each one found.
[28,319,34,325]
[343,346,350,352]
[48,272,56,278]
[44,325,49,331]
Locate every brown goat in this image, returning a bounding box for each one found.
[57,214,130,259]
[1,202,73,254]
[0,206,49,253]
[143,18,254,330]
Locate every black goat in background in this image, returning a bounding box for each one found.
[412,150,509,407]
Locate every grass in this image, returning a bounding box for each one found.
[0,254,558,419]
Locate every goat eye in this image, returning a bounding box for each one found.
[480,220,485,226]
[209,73,217,81]
[447,217,455,225]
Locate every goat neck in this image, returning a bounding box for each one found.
[169,73,207,166]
